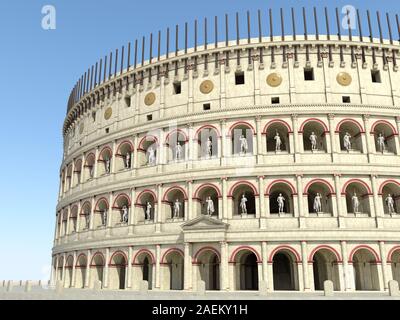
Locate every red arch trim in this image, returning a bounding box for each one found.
[229,246,262,263]
[85,152,96,164]
[165,129,189,144]
[138,135,159,150]
[370,120,398,135]
[74,158,83,168]
[94,197,109,211]
[99,146,113,159]
[109,250,128,266]
[266,179,296,195]
[162,186,188,201]
[195,124,221,137]
[341,179,372,194]
[90,252,105,266]
[117,140,134,153]
[298,118,329,133]
[263,119,293,134]
[348,245,381,263]
[386,246,400,263]
[75,253,87,267]
[268,245,302,263]
[193,183,222,198]
[228,121,256,136]
[70,204,79,216]
[228,181,259,197]
[193,246,221,263]
[378,180,400,194]
[112,193,131,208]
[135,189,158,203]
[335,118,364,133]
[80,201,91,214]
[132,249,156,265]
[161,248,185,263]
[65,255,74,266]
[303,179,335,195]
[308,245,342,263]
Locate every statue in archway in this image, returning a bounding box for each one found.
[377,133,386,153]
[89,166,94,178]
[85,212,90,229]
[148,147,156,165]
[386,194,395,214]
[206,137,213,158]
[125,152,131,169]
[343,132,352,151]
[205,196,215,216]
[121,206,129,223]
[173,199,181,218]
[313,193,322,213]
[240,135,248,155]
[274,132,282,152]
[277,193,285,213]
[352,192,360,213]
[310,132,318,151]
[101,209,108,226]
[105,159,111,174]
[175,142,183,160]
[240,193,248,215]
[146,202,152,220]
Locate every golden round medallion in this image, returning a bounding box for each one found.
[336,72,352,86]
[200,80,214,94]
[144,92,156,106]
[104,107,112,120]
[266,73,283,87]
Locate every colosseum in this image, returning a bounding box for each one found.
[52,7,400,294]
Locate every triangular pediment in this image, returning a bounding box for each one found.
[181,215,229,230]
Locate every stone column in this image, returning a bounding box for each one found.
[156,184,163,226]
[106,192,113,232]
[222,177,229,221]
[61,253,66,284]
[291,114,301,162]
[111,139,117,174]
[79,154,85,184]
[155,244,161,289]
[258,176,266,218]
[379,241,390,290]
[328,114,338,162]
[261,241,268,284]
[187,124,194,168]
[158,129,166,170]
[220,119,227,166]
[94,147,99,178]
[340,241,353,291]
[296,174,305,227]
[129,188,136,231]
[187,180,193,221]
[76,201,81,233]
[65,205,71,235]
[84,249,91,288]
[184,242,192,290]
[362,114,373,162]
[103,248,110,288]
[127,246,133,289]
[89,196,95,231]
[256,116,262,164]
[132,134,139,174]
[70,160,75,189]
[220,241,229,291]
[301,241,310,291]
[71,251,77,288]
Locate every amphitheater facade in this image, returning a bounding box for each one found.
[52,8,400,293]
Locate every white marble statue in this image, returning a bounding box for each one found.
[89,166,94,178]
[85,212,90,229]
[206,137,213,158]
[310,132,318,151]
[352,192,360,213]
[240,193,248,214]
[205,196,215,216]
[240,135,248,154]
[313,193,322,213]
[101,209,108,226]
[277,193,285,213]
[175,142,183,160]
[377,133,386,153]
[148,146,156,165]
[274,132,282,152]
[173,199,181,218]
[105,159,111,173]
[343,132,352,151]
[146,201,152,220]
[386,194,395,214]
[121,206,129,223]
[125,152,131,169]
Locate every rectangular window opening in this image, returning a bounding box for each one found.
[147,114,153,121]
[173,81,182,94]
[304,68,315,81]
[342,96,351,103]
[371,70,381,83]
[235,71,245,85]
[271,97,280,104]
[203,103,211,111]
[105,128,109,134]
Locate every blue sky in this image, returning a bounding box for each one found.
[0,0,398,281]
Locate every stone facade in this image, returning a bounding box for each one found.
[53,31,400,293]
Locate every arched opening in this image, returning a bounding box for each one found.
[90,253,104,288]
[372,122,397,154]
[390,250,400,284]
[196,249,220,290]
[109,252,127,290]
[337,121,363,153]
[61,210,68,236]
[136,252,154,290]
[195,185,220,217]
[272,250,299,291]
[163,251,184,290]
[166,130,188,162]
[139,136,158,167]
[164,188,186,219]
[197,127,219,159]
[66,164,72,191]
[57,257,64,282]
[352,249,380,291]
[302,121,327,152]
[231,183,256,216]
[116,141,133,171]
[98,147,112,176]
[311,249,340,291]
[64,256,73,288]
[75,255,87,289]
[80,201,91,231]
[73,159,82,187]
[112,194,130,225]
[344,182,371,215]
[268,182,294,216]
[380,182,400,215]
[69,205,78,233]
[94,198,109,228]
[306,181,334,216]
[136,191,156,222]
[265,122,290,153]
[235,250,259,290]
[84,153,95,181]
[231,124,253,156]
